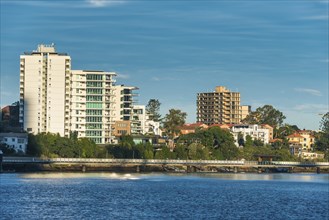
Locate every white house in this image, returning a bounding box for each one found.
[231,124,270,147]
[0,133,28,154]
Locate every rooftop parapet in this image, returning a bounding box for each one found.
[36,43,56,53]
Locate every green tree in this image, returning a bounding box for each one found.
[78,138,98,158]
[0,143,17,155]
[119,135,135,149]
[315,112,329,158]
[162,109,187,138]
[319,112,329,133]
[242,105,286,128]
[155,146,174,159]
[146,99,162,122]
[253,139,264,147]
[274,124,299,139]
[208,127,238,159]
[174,144,188,159]
[244,135,253,148]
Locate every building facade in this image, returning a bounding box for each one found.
[130,105,162,136]
[241,105,251,121]
[19,44,71,137]
[113,85,138,121]
[20,44,118,144]
[287,130,315,152]
[231,124,270,147]
[197,86,247,125]
[70,70,116,144]
[0,133,28,154]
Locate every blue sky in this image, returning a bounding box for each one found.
[1,0,328,130]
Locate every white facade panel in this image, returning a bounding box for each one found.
[20,44,70,136]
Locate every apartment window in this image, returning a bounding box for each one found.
[86,74,103,81]
[86,102,103,109]
[86,124,102,129]
[86,130,102,137]
[86,110,102,115]
[86,88,102,95]
[86,82,102,88]
[87,96,102,101]
[86,116,102,123]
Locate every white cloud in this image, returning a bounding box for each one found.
[293,104,328,113]
[116,73,130,79]
[86,0,125,7]
[151,76,178,82]
[294,88,322,96]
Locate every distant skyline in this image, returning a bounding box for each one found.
[1,0,328,130]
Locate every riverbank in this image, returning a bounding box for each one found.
[1,163,329,174]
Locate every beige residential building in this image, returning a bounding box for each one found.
[197,86,248,125]
[112,120,131,137]
[241,105,251,121]
[19,44,71,137]
[287,130,315,152]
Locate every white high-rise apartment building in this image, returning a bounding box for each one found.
[113,85,138,121]
[19,44,71,137]
[70,70,116,144]
[20,44,117,144]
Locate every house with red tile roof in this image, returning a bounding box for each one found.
[179,123,208,135]
[287,131,315,152]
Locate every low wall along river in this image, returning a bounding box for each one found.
[2,157,329,173]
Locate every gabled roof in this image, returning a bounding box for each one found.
[261,124,273,129]
[287,133,304,139]
[208,124,234,129]
[179,123,208,130]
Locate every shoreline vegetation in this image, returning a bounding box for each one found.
[16,129,328,162]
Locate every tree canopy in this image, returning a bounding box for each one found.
[162,109,187,138]
[146,99,162,122]
[315,112,329,158]
[27,133,101,158]
[242,105,286,128]
[319,112,329,133]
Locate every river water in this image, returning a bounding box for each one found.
[0,173,328,220]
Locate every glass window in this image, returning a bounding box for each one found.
[86,89,102,95]
[86,102,103,109]
[86,74,103,81]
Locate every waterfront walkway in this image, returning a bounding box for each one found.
[3,157,329,168]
